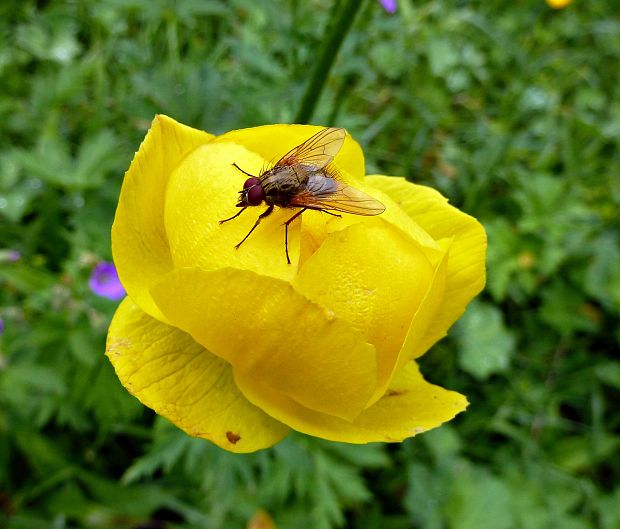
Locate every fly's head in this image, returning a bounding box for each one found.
[237,177,265,207]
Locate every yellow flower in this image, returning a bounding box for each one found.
[247,510,277,529]
[105,115,487,453]
[546,0,572,8]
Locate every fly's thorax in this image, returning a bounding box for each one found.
[262,165,310,207]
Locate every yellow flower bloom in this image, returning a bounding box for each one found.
[106,115,487,453]
[546,0,572,8]
[247,509,277,529]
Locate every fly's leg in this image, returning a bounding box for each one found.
[283,208,307,265]
[235,205,274,250]
[221,162,259,224]
[220,207,246,224]
[322,210,341,218]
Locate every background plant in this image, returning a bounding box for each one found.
[1,1,619,528]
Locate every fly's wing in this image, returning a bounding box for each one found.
[289,174,386,216]
[274,127,346,171]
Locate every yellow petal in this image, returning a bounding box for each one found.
[319,181,442,257]
[295,178,444,273]
[293,220,434,404]
[105,298,289,453]
[392,247,448,374]
[164,142,303,277]
[298,212,329,266]
[214,124,366,180]
[368,176,487,356]
[112,115,213,321]
[150,267,377,421]
[234,361,467,443]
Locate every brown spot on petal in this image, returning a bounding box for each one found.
[226,431,241,444]
[386,389,407,397]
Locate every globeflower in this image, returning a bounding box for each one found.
[105,115,486,453]
[546,0,572,8]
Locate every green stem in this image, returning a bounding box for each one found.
[294,0,365,124]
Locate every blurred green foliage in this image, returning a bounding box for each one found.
[1,0,619,528]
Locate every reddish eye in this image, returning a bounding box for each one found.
[243,177,261,189]
[247,184,265,206]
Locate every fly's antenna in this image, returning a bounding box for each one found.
[231,162,256,179]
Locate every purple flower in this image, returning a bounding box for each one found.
[89,262,126,300]
[0,249,21,262]
[0,317,4,335]
[379,0,397,13]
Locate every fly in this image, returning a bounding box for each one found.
[219,127,386,264]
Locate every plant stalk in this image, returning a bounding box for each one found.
[294,0,365,124]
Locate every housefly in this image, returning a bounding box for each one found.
[219,127,386,264]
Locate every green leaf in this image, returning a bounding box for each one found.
[539,279,600,335]
[585,231,620,313]
[454,300,515,380]
[594,362,620,390]
[445,466,513,529]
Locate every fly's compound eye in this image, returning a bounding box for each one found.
[243,177,261,189]
[246,184,265,206]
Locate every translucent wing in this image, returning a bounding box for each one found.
[289,174,386,216]
[274,127,346,171]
